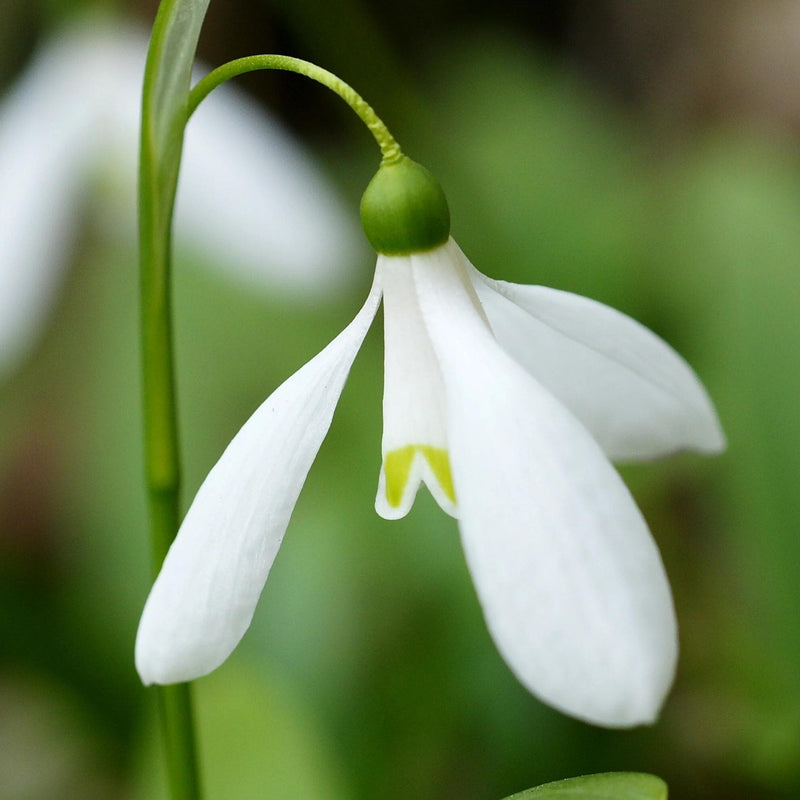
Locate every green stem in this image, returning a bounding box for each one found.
[140,151,203,800]
[139,0,206,797]
[157,684,201,800]
[187,55,403,163]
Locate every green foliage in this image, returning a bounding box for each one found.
[504,772,667,800]
[141,0,210,215]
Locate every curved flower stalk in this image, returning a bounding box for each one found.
[0,16,360,377]
[136,151,725,728]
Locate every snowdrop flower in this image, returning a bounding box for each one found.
[136,155,725,727]
[0,16,359,376]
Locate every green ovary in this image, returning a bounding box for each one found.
[384,445,456,508]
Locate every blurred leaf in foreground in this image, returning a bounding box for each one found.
[505,771,667,800]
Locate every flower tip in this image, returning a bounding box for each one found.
[134,632,169,687]
[549,670,672,729]
[682,388,727,457]
[133,633,203,687]
[600,685,669,729]
[489,599,678,729]
[136,669,154,689]
[134,648,157,688]
[552,638,677,729]
[704,418,728,455]
[134,602,217,687]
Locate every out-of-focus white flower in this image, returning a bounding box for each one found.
[135,156,725,728]
[0,16,361,376]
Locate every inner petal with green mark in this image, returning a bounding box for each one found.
[383,444,456,514]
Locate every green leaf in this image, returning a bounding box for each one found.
[503,772,667,800]
[142,0,210,179]
[139,0,212,261]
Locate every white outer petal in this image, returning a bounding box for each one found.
[95,24,363,296]
[177,75,362,297]
[79,19,363,296]
[0,22,107,375]
[469,262,725,461]
[135,276,382,685]
[375,255,454,519]
[0,16,360,379]
[412,239,677,727]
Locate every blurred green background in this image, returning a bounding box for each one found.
[2,1,800,798]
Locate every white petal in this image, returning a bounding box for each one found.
[469,263,726,461]
[413,239,677,727]
[0,19,145,375]
[375,255,455,519]
[0,16,360,379]
[135,276,382,685]
[0,22,109,375]
[177,76,363,298]
[91,24,364,297]
[77,19,364,296]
